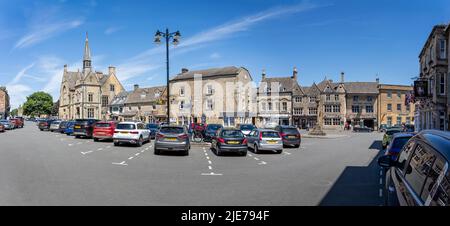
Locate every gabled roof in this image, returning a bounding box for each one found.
[260,76,300,93]
[125,86,166,104]
[171,66,241,81]
[110,91,130,106]
[64,71,83,90]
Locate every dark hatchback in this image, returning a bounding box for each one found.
[274,125,301,148]
[73,119,100,138]
[146,123,160,139]
[378,130,450,206]
[58,121,69,133]
[203,124,223,142]
[38,119,55,131]
[211,128,248,156]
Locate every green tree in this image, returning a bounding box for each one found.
[10,108,18,117]
[23,92,54,117]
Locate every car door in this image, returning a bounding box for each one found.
[396,141,437,206]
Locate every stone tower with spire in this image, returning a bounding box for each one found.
[58,33,125,120]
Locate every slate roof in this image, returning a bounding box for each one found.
[64,72,83,90]
[125,86,166,104]
[260,76,301,94]
[343,82,379,94]
[170,66,241,81]
[110,91,130,106]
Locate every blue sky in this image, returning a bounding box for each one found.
[0,0,449,108]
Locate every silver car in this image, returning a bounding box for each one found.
[49,121,62,132]
[246,129,283,154]
[154,125,190,156]
[0,120,14,130]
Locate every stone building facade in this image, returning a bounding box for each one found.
[169,66,256,127]
[378,84,416,127]
[344,82,379,129]
[59,34,125,120]
[0,86,10,119]
[120,85,167,123]
[257,68,300,127]
[415,24,448,131]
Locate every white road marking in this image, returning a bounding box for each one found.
[97,148,103,151]
[128,157,134,160]
[201,172,223,176]
[208,160,212,164]
[379,189,383,198]
[77,142,82,145]
[135,153,140,156]
[106,146,111,149]
[208,166,213,170]
[254,157,260,161]
[112,161,128,166]
[285,151,292,155]
[145,147,149,150]
[258,161,267,165]
[206,156,210,160]
[68,144,73,146]
[81,151,93,155]
[141,150,145,153]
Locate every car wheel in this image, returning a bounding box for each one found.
[184,149,189,156]
[154,147,160,155]
[93,138,99,142]
[75,135,80,139]
[295,144,300,148]
[216,148,221,156]
[114,142,119,146]
[40,129,43,131]
[241,151,247,156]
[254,144,259,154]
[276,150,283,154]
[137,137,143,147]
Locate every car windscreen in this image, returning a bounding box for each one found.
[221,130,244,138]
[386,130,402,135]
[207,125,222,131]
[147,124,159,129]
[282,128,299,134]
[392,137,412,149]
[262,131,280,138]
[95,123,112,128]
[160,127,184,134]
[117,124,136,130]
[240,125,255,130]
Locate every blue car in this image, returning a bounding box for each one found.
[384,132,416,161]
[64,121,76,135]
[146,123,160,139]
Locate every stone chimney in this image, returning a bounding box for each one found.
[340,72,345,83]
[181,68,189,73]
[262,69,266,80]
[292,67,298,80]
[64,64,67,73]
[134,84,139,91]
[109,66,116,75]
[376,77,380,83]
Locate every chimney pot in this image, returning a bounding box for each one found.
[292,66,298,79]
[262,69,266,80]
[181,68,189,73]
[109,66,116,75]
[64,64,68,73]
[340,72,345,83]
[134,84,139,91]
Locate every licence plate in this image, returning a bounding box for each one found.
[267,141,278,144]
[166,138,177,141]
[288,136,296,139]
[120,131,128,134]
[74,126,81,129]
[228,141,239,144]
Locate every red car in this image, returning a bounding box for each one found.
[10,118,23,129]
[93,121,117,141]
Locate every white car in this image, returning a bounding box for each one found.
[113,122,151,147]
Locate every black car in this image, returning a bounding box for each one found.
[274,125,301,148]
[38,119,55,131]
[146,123,160,139]
[58,121,69,133]
[211,128,248,156]
[73,119,100,138]
[353,125,373,133]
[378,130,450,206]
[203,124,223,142]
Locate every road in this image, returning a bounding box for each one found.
[0,122,385,206]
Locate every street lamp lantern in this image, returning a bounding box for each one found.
[154,28,181,124]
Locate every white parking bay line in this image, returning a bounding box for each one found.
[248,154,253,157]
[97,148,103,151]
[258,161,267,165]
[208,160,212,164]
[208,165,213,170]
[141,150,145,153]
[135,153,140,156]
[201,172,223,176]
[112,161,128,166]
[68,144,74,146]
[254,157,260,161]
[284,151,292,155]
[128,157,134,160]
[81,151,93,155]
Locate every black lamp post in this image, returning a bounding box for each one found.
[154,28,181,124]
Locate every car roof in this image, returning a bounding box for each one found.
[415,130,450,161]
[257,129,278,132]
[279,125,297,128]
[392,132,416,139]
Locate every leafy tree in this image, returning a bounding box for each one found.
[10,108,18,117]
[23,92,54,117]
[51,100,60,116]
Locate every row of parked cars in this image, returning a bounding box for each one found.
[377,127,449,206]
[0,117,24,132]
[36,119,302,157]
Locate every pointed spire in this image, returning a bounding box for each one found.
[83,32,91,62]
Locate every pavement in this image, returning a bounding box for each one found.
[0,121,386,206]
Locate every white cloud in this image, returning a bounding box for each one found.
[14,19,84,49]
[105,26,123,35]
[117,1,321,81]
[7,84,33,109]
[9,63,35,85]
[210,53,221,59]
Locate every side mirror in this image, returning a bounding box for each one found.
[378,155,395,168]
